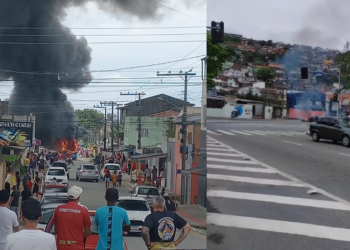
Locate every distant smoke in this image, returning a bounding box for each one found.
[0,0,166,147]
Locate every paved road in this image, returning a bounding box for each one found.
[70,160,206,250]
[207,119,350,250]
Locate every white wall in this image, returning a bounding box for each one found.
[223,103,253,119]
[264,106,273,119]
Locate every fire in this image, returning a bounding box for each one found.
[61,139,78,153]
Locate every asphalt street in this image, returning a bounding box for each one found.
[207,119,350,250]
[70,159,206,250]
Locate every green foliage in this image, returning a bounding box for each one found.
[4,155,19,168]
[75,109,104,130]
[207,35,230,89]
[166,122,176,139]
[256,67,275,88]
[335,50,350,89]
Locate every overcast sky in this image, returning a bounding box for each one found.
[0,0,205,115]
[208,0,350,50]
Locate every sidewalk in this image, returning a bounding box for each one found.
[125,176,207,234]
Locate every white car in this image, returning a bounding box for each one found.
[116,196,151,233]
[45,167,69,185]
[100,163,121,179]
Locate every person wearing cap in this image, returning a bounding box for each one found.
[95,188,131,250]
[52,185,91,250]
[163,193,178,212]
[4,198,56,250]
[0,190,19,250]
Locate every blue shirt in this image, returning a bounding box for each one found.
[95,205,130,250]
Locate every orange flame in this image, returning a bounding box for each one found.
[61,139,78,153]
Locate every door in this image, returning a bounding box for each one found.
[318,118,330,139]
[328,118,343,141]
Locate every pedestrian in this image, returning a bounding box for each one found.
[152,165,158,183]
[160,188,165,197]
[111,170,117,188]
[49,177,58,185]
[24,155,30,174]
[29,160,36,179]
[0,190,19,250]
[4,198,57,250]
[163,193,178,212]
[127,159,131,175]
[28,177,33,191]
[141,196,191,249]
[39,154,45,173]
[95,188,131,250]
[9,186,20,218]
[104,170,111,189]
[145,166,151,182]
[4,171,11,193]
[22,173,29,191]
[117,171,123,187]
[122,153,126,166]
[32,172,40,198]
[21,186,32,208]
[52,185,91,250]
[15,171,21,191]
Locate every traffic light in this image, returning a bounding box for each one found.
[211,21,224,44]
[333,93,338,101]
[301,67,308,79]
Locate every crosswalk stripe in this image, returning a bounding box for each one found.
[207,213,350,242]
[207,152,242,157]
[207,190,350,211]
[207,130,219,135]
[207,174,305,187]
[207,164,276,173]
[207,147,234,151]
[273,131,295,136]
[230,130,252,135]
[207,158,258,165]
[242,130,266,135]
[254,130,280,135]
[207,145,229,149]
[217,130,235,135]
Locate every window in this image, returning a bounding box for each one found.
[106,165,120,171]
[138,188,159,196]
[329,119,339,126]
[48,169,66,176]
[319,118,329,125]
[83,165,96,170]
[45,188,67,193]
[188,132,193,144]
[141,128,149,137]
[117,200,149,211]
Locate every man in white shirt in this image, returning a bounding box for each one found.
[0,190,19,250]
[4,198,56,250]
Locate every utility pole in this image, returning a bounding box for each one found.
[157,70,196,204]
[101,101,117,154]
[94,104,107,151]
[120,92,145,151]
[115,104,122,149]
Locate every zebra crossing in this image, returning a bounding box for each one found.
[207,129,306,136]
[207,137,350,249]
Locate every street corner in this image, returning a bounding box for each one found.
[177,205,207,235]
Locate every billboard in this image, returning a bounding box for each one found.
[287,92,326,120]
[223,103,253,119]
[0,121,33,147]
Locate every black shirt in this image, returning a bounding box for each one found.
[143,211,187,242]
[34,176,41,187]
[21,189,32,202]
[10,190,20,207]
[165,200,177,212]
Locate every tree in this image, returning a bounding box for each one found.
[75,109,104,130]
[334,44,350,89]
[256,67,275,88]
[207,35,230,89]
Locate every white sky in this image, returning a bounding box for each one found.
[208,0,350,50]
[0,1,206,115]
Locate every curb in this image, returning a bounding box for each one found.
[190,226,207,235]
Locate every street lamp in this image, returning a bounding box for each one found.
[93,105,107,151]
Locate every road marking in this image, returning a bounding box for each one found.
[207,213,350,242]
[207,174,305,187]
[217,130,235,135]
[207,144,229,149]
[207,130,220,135]
[282,140,302,146]
[207,147,235,152]
[339,153,350,157]
[207,152,242,157]
[243,130,266,135]
[207,164,276,173]
[207,190,350,211]
[207,136,350,205]
[230,130,252,135]
[207,158,258,165]
[254,130,278,135]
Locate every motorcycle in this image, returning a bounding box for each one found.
[66,157,74,166]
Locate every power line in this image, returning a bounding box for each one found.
[0,26,204,30]
[0,33,205,37]
[0,40,205,45]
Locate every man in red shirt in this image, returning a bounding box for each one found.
[52,185,91,250]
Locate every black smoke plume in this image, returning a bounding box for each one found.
[0,0,164,148]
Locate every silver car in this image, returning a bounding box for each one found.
[76,164,99,182]
[130,185,160,204]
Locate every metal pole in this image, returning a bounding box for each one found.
[111,102,114,154]
[117,105,120,149]
[138,94,142,151]
[336,69,341,117]
[104,107,107,151]
[181,72,188,204]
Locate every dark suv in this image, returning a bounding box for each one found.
[309,116,350,147]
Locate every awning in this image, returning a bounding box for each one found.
[130,153,167,161]
[2,145,27,151]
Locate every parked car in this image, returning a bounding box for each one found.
[76,164,99,182]
[38,203,67,230]
[45,167,69,185]
[309,116,350,147]
[100,163,121,179]
[40,193,69,205]
[129,185,160,204]
[116,196,151,233]
[45,210,128,250]
[42,184,68,194]
[51,161,70,179]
